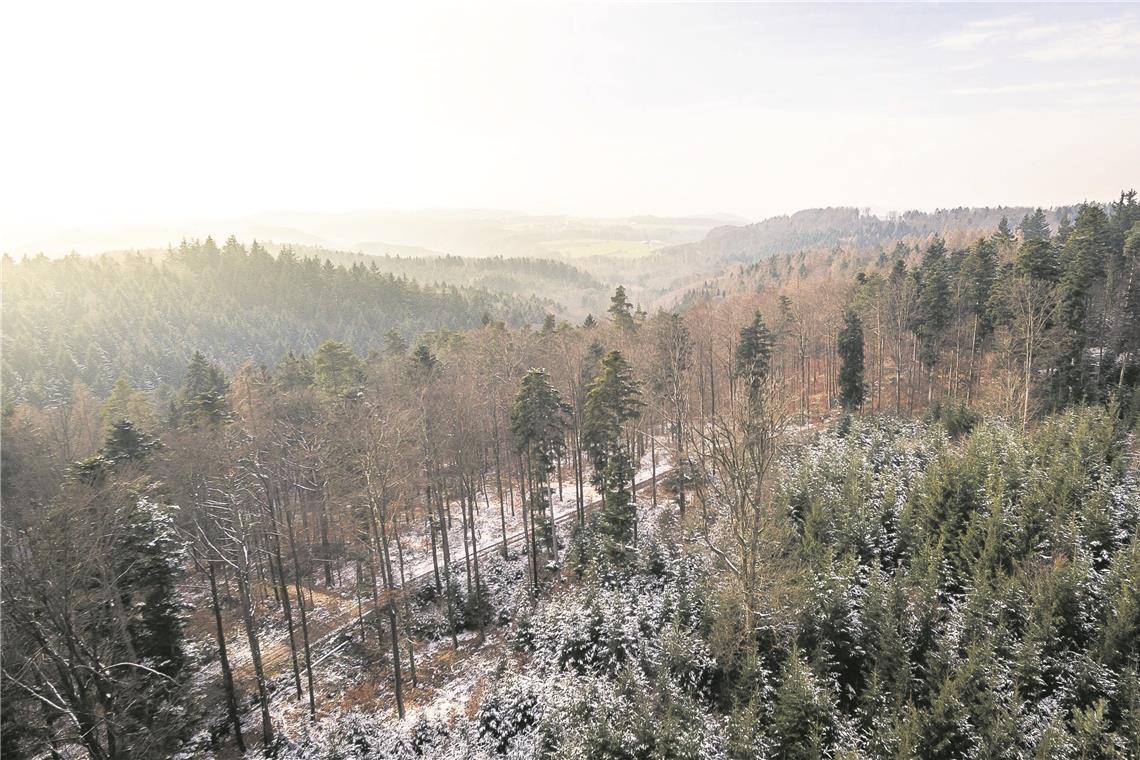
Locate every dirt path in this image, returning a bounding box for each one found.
[225,458,672,689]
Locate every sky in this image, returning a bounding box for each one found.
[2,1,1139,250]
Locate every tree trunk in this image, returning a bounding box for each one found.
[392,522,418,686]
[285,506,317,719]
[207,561,245,751]
[236,558,273,748]
[428,514,442,594]
[267,499,303,701]
[966,312,979,403]
[466,485,486,644]
[650,434,657,509]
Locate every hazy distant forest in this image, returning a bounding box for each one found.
[3,193,1140,759]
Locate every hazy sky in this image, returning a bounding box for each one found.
[3,1,1139,240]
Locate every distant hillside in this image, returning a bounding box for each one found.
[659,205,1080,268]
[283,245,610,318]
[1,239,551,403]
[3,209,723,260]
[630,205,1084,305]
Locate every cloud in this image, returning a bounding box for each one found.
[1026,18,1140,61]
[935,13,1140,60]
[934,14,1033,49]
[952,78,1130,96]
[935,29,999,51]
[968,14,1032,30]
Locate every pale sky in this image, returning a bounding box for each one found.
[2,1,1139,247]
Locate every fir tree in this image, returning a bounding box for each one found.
[313,339,365,399]
[178,351,229,426]
[915,239,952,380]
[994,214,1016,255]
[735,311,774,404]
[607,285,636,332]
[583,351,642,552]
[1052,204,1111,406]
[275,350,314,390]
[411,344,439,376]
[837,310,865,411]
[770,649,835,760]
[384,329,409,357]
[1016,210,1059,282]
[511,368,568,562]
[114,497,188,676]
[103,419,160,463]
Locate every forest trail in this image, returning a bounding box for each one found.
[225,458,674,691]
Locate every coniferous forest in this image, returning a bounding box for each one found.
[2,190,1139,759]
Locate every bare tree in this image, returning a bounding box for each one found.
[689,356,794,638]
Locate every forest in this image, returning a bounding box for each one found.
[2,192,1140,759]
[0,239,552,405]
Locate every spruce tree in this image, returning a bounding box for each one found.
[313,339,365,399]
[275,350,314,390]
[411,344,439,375]
[103,419,160,463]
[994,215,1016,258]
[1016,210,1059,282]
[1117,222,1140,392]
[384,329,409,357]
[582,351,642,552]
[607,285,636,332]
[115,497,188,676]
[511,368,568,562]
[1020,208,1051,243]
[735,311,774,404]
[770,649,835,760]
[179,351,229,425]
[915,239,952,387]
[1052,204,1111,406]
[837,310,865,411]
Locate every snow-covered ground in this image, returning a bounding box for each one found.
[185,439,674,741]
[259,448,681,746]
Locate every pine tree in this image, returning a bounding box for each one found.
[1052,204,1111,406]
[313,339,365,399]
[275,350,314,390]
[384,329,409,357]
[915,239,952,394]
[511,368,568,570]
[583,351,642,552]
[1056,210,1073,245]
[735,311,774,404]
[994,215,1016,255]
[411,344,439,376]
[115,497,188,676]
[103,419,160,463]
[1016,210,1059,282]
[1116,222,1140,392]
[583,351,642,476]
[770,649,835,760]
[1020,208,1051,243]
[837,310,865,411]
[960,238,998,398]
[178,351,229,426]
[608,286,636,332]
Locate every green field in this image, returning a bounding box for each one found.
[537,237,670,258]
